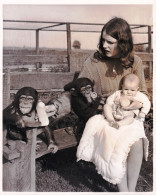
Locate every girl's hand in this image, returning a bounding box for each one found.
[123,98,142,110]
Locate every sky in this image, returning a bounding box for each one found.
[3,4,153,49]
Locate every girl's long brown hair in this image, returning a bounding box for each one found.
[96,17,134,69]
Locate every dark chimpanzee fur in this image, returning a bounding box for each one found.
[71,78,101,123]
[3,87,40,142]
[64,77,104,140]
[3,87,58,153]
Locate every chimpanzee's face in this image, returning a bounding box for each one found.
[80,85,92,98]
[19,95,34,114]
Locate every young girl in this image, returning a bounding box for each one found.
[77,17,150,192]
[104,73,151,129]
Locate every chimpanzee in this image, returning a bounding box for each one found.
[3,87,58,153]
[64,77,105,139]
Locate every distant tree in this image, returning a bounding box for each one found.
[73,40,81,49]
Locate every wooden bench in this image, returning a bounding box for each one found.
[3,70,78,191]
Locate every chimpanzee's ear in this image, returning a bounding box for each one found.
[70,87,77,96]
[64,81,76,91]
[92,80,95,87]
[70,87,76,92]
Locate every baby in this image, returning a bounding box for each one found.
[104,73,151,129]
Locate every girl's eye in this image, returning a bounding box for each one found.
[107,41,113,44]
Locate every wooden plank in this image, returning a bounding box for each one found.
[3,146,20,161]
[36,127,77,159]
[3,51,153,64]
[29,129,36,191]
[3,64,67,69]
[10,88,64,94]
[3,64,68,73]
[66,23,71,71]
[9,72,75,90]
[148,26,152,53]
[36,30,39,55]
[3,48,69,55]
[3,130,36,191]
[149,61,153,79]
[3,69,10,108]
[135,52,153,62]
[4,64,36,69]
[3,157,19,191]
[3,54,68,65]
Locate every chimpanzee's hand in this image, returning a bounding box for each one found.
[16,117,25,128]
[48,141,58,153]
[86,95,92,103]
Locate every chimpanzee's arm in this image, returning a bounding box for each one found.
[71,96,101,122]
[44,126,53,146]
[3,104,21,126]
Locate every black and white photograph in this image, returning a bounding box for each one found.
[1,0,154,193]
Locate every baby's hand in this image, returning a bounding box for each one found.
[109,120,119,129]
[138,112,146,118]
[113,109,124,120]
[136,112,146,122]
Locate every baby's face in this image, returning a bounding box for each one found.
[122,80,138,97]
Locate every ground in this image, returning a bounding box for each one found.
[36,109,153,192]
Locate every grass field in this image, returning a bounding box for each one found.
[36,109,153,192]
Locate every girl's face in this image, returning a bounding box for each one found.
[102,31,119,58]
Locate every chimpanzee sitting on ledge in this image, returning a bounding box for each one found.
[3,87,58,153]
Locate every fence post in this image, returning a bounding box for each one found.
[36,30,39,55]
[3,128,37,191]
[148,26,152,79]
[148,26,152,53]
[66,23,71,71]
[3,68,10,109]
